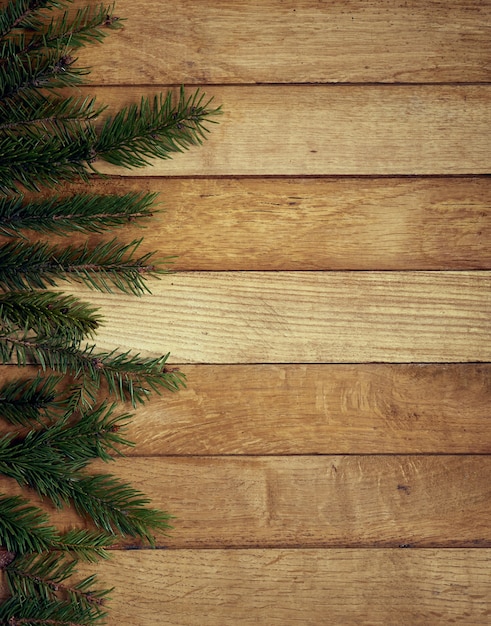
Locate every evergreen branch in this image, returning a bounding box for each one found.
[0,291,101,343]
[0,1,67,40]
[0,93,103,136]
[0,374,62,425]
[0,191,157,237]
[0,336,185,406]
[0,47,86,104]
[0,238,167,295]
[28,2,122,50]
[69,473,172,543]
[0,403,132,484]
[93,86,222,168]
[51,529,113,563]
[4,552,111,610]
[0,595,106,625]
[0,495,58,553]
[0,131,93,193]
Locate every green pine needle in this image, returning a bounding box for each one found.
[0,291,101,343]
[0,191,157,237]
[94,86,221,169]
[0,374,63,425]
[0,238,169,295]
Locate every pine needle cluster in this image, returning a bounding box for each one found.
[0,1,219,623]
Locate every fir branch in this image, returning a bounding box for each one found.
[0,191,157,237]
[0,1,67,40]
[0,374,62,425]
[0,93,103,137]
[0,494,114,558]
[0,47,86,104]
[27,2,123,50]
[94,86,221,168]
[0,595,106,625]
[0,238,167,295]
[69,473,172,542]
[0,131,93,193]
[0,291,101,343]
[0,495,58,553]
[0,335,184,406]
[4,552,111,610]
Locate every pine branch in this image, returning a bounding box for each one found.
[69,473,172,543]
[0,595,106,625]
[0,47,86,104]
[0,291,101,343]
[94,86,221,168]
[4,552,111,611]
[0,335,184,406]
[0,374,63,425]
[0,495,58,553]
[0,238,168,295]
[0,191,157,237]
[0,93,103,137]
[0,1,67,40]
[0,131,94,193]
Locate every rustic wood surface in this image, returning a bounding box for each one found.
[73,550,491,625]
[1,0,491,623]
[93,85,491,176]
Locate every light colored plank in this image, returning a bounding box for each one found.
[65,271,491,364]
[3,456,490,549]
[1,363,489,454]
[55,176,491,271]
[75,0,491,84]
[91,85,491,176]
[78,549,491,625]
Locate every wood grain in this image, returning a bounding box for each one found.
[77,549,491,625]
[75,0,491,84]
[52,176,491,271]
[105,363,491,455]
[91,85,491,176]
[65,271,491,364]
[1,363,489,454]
[1,456,489,549]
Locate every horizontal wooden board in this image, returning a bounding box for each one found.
[65,271,491,364]
[75,0,491,84]
[51,176,491,271]
[1,363,489,454]
[77,549,491,625]
[92,85,491,176]
[3,456,490,549]
[99,363,491,455]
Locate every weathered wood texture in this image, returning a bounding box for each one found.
[1,363,490,454]
[93,85,491,176]
[1,455,489,549]
[66,271,491,363]
[75,550,491,625]
[1,0,490,624]
[76,0,491,84]
[57,176,491,270]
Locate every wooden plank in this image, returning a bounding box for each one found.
[91,85,491,176]
[74,0,491,84]
[65,271,491,364]
[1,363,489,454]
[78,549,491,625]
[52,176,491,271]
[3,456,490,549]
[99,363,491,455]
